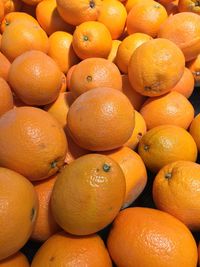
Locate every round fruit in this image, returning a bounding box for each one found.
[0,78,13,117]
[51,154,126,235]
[107,207,198,267]
[0,252,29,267]
[67,87,135,151]
[0,107,67,181]
[0,52,10,81]
[0,167,38,260]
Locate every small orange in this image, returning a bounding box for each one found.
[138,125,198,173]
[158,12,200,61]
[115,33,152,74]
[31,175,60,242]
[2,0,22,15]
[56,0,103,26]
[187,54,200,86]
[36,0,75,36]
[1,21,49,62]
[128,38,185,97]
[171,67,194,98]
[153,160,200,231]
[0,167,38,260]
[51,154,126,235]
[189,114,200,152]
[31,232,112,267]
[8,50,63,106]
[178,0,200,14]
[67,87,135,151]
[102,147,147,208]
[69,58,122,98]
[0,78,13,117]
[0,52,10,81]
[107,207,198,267]
[72,21,112,60]
[121,75,147,110]
[126,0,168,37]
[140,91,194,130]
[97,0,127,40]
[0,252,30,267]
[48,31,79,74]
[124,110,147,150]
[107,40,121,63]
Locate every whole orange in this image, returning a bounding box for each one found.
[0,252,29,267]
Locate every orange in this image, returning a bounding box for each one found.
[189,114,200,152]
[124,110,147,150]
[121,75,147,110]
[187,54,200,86]
[69,57,122,98]
[8,50,63,106]
[67,87,135,151]
[115,33,152,74]
[72,21,112,60]
[171,67,194,98]
[140,91,194,130]
[178,0,200,14]
[0,2,4,22]
[158,12,200,61]
[0,12,39,33]
[102,147,147,208]
[1,21,49,62]
[153,160,200,231]
[0,167,38,260]
[126,0,168,37]
[0,107,67,181]
[107,39,121,63]
[31,232,112,267]
[43,92,74,131]
[0,252,29,267]
[97,0,127,40]
[31,175,60,242]
[138,125,198,173]
[107,207,198,267]
[128,38,185,97]
[36,0,75,36]
[125,0,147,13]
[0,78,13,117]
[48,31,79,74]
[0,52,10,81]
[2,0,22,15]
[51,154,126,235]
[56,0,102,26]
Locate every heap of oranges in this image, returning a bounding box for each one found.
[1,0,200,266]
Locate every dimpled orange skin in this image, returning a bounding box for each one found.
[67,87,135,151]
[138,125,198,173]
[0,78,13,117]
[107,207,198,267]
[128,38,185,97]
[31,232,112,267]
[0,107,68,181]
[153,160,200,231]
[51,154,126,235]
[0,168,38,261]
[0,252,30,267]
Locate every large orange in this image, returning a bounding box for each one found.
[189,114,200,152]
[31,175,60,242]
[0,78,13,117]
[51,154,125,235]
[0,167,38,260]
[153,160,200,231]
[0,107,67,181]
[0,252,29,267]
[158,12,200,61]
[8,50,63,106]
[0,53,10,81]
[69,57,122,97]
[48,31,79,74]
[140,91,194,130]
[31,232,112,267]
[126,0,168,37]
[102,147,147,208]
[97,0,127,40]
[72,21,112,60]
[1,21,49,62]
[138,125,198,173]
[107,207,198,267]
[67,87,135,151]
[128,38,185,97]
[36,0,74,36]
